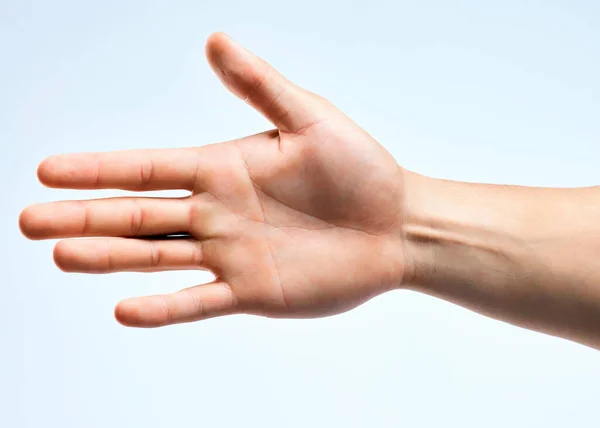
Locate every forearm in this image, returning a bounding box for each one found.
[402,171,600,349]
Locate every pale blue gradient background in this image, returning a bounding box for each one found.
[2,1,600,427]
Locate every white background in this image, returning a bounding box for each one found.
[2,1,599,426]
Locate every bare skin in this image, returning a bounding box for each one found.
[19,33,600,349]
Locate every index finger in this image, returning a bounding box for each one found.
[37,148,202,191]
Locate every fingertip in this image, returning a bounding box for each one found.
[114,297,168,328]
[114,299,140,327]
[114,301,134,327]
[206,31,230,47]
[205,31,251,80]
[37,154,79,188]
[53,240,78,272]
[19,205,40,240]
[37,155,58,186]
[205,32,228,63]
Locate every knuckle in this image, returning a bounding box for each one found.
[104,239,114,272]
[148,241,161,268]
[243,65,271,103]
[188,290,204,316]
[159,295,173,324]
[187,194,216,235]
[140,150,155,188]
[190,242,203,267]
[129,200,144,235]
[78,201,91,235]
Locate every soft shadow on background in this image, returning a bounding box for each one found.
[2,1,599,427]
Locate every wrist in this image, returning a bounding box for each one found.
[399,172,534,291]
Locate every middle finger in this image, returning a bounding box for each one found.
[20,197,191,239]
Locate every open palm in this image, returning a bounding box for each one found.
[20,33,408,327]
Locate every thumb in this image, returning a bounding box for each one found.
[205,32,326,134]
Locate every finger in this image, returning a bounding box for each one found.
[20,197,191,240]
[205,32,328,134]
[115,282,238,327]
[37,148,201,191]
[53,238,205,273]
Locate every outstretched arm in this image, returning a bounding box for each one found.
[19,33,600,349]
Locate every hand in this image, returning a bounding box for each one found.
[19,33,408,327]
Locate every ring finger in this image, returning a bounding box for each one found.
[53,237,206,273]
